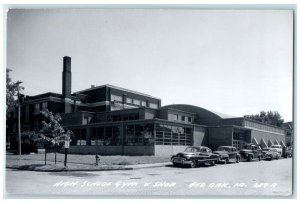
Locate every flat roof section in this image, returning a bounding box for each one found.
[74,84,161,100]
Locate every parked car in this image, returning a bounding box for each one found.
[262,148,280,160]
[282,146,292,158]
[171,146,220,168]
[271,145,283,156]
[239,143,262,161]
[213,146,241,164]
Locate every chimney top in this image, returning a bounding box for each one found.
[63,56,71,72]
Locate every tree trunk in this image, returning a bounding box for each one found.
[44,148,47,165]
[55,148,57,165]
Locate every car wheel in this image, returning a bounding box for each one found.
[190,160,197,168]
[258,156,261,161]
[211,160,216,166]
[236,157,240,163]
[247,155,253,162]
[224,158,228,164]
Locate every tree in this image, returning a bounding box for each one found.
[38,109,72,165]
[6,69,24,116]
[244,111,284,127]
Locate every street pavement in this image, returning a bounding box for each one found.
[5,158,293,197]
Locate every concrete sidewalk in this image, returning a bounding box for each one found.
[6,161,172,172]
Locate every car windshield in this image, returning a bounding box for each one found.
[185,147,199,152]
[244,145,254,150]
[217,147,230,152]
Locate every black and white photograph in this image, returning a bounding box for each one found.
[3,4,295,198]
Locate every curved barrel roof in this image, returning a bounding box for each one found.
[162,104,235,125]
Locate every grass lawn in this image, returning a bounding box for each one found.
[6,152,170,166]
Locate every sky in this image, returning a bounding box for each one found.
[6,9,293,121]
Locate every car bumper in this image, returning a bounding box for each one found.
[171,157,193,165]
[217,157,228,163]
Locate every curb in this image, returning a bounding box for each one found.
[6,162,171,172]
[6,166,133,172]
[128,162,171,169]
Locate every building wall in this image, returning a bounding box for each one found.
[158,108,195,124]
[67,145,122,155]
[220,118,243,126]
[110,87,160,108]
[243,119,285,134]
[124,146,154,155]
[66,145,154,155]
[251,129,286,146]
[77,105,107,113]
[92,108,144,123]
[207,126,233,150]
[144,110,156,119]
[21,100,65,131]
[154,145,187,157]
[80,86,107,103]
[61,112,95,126]
[48,101,65,114]
[193,126,206,146]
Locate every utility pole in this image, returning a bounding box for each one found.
[16,81,23,156]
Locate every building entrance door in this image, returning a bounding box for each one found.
[233,128,251,150]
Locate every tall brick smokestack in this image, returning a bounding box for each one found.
[62,56,72,113]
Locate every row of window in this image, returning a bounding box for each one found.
[155,124,192,145]
[111,94,158,109]
[232,140,241,150]
[23,102,48,122]
[168,114,192,123]
[232,132,246,141]
[15,120,41,132]
[244,120,285,134]
[34,102,48,114]
[107,113,139,122]
[70,123,193,146]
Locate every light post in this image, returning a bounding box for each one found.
[16,81,23,156]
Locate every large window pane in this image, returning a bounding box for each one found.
[104,127,113,145]
[112,126,121,145]
[149,103,158,109]
[126,125,135,145]
[90,128,97,145]
[154,124,192,146]
[144,124,154,145]
[34,103,40,114]
[111,94,122,102]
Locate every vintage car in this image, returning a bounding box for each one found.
[213,146,241,164]
[171,146,220,168]
[282,146,292,158]
[239,143,263,161]
[262,148,281,160]
[271,144,283,156]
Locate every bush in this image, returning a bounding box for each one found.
[9,132,39,154]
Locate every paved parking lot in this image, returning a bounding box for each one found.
[5,158,293,197]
